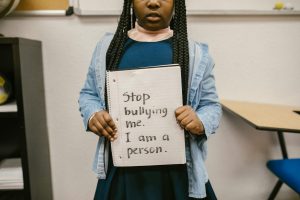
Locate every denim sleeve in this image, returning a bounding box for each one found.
[78,42,105,131]
[195,54,222,139]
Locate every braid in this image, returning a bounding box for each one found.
[106,0,133,71]
[173,0,189,105]
[105,0,134,110]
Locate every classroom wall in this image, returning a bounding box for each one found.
[0,14,299,200]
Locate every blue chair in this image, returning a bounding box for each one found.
[267,158,300,199]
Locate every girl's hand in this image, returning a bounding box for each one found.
[88,110,118,141]
[175,106,204,135]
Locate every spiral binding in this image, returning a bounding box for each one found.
[106,70,123,163]
[105,71,112,113]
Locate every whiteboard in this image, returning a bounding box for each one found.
[74,0,300,16]
[186,0,300,11]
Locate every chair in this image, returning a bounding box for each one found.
[266,158,300,199]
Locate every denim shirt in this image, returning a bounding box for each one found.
[78,33,222,199]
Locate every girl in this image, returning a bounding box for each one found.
[78,0,222,199]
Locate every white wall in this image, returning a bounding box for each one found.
[0,15,299,200]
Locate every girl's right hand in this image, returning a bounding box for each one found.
[88,110,118,141]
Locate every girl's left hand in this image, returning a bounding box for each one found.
[175,105,204,135]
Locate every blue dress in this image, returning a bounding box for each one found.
[94,38,216,200]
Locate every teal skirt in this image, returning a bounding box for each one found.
[94,149,217,200]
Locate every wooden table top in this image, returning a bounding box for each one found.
[221,100,300,133]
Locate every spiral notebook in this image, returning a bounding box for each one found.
[106,64,186,167]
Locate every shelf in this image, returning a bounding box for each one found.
[0,37,52,199]
[0,158,23,190]
[13,10,67,16]
[0,101,17,113]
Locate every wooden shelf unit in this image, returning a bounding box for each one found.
[0,37,52,200]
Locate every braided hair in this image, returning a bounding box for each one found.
[106,0,189,105]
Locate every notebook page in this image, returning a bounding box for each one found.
[106,65,186,167]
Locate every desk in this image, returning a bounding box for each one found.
[221,100,300,199]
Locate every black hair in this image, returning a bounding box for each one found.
[106,0,189,105]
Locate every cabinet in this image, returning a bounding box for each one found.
[0,38,52,200]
